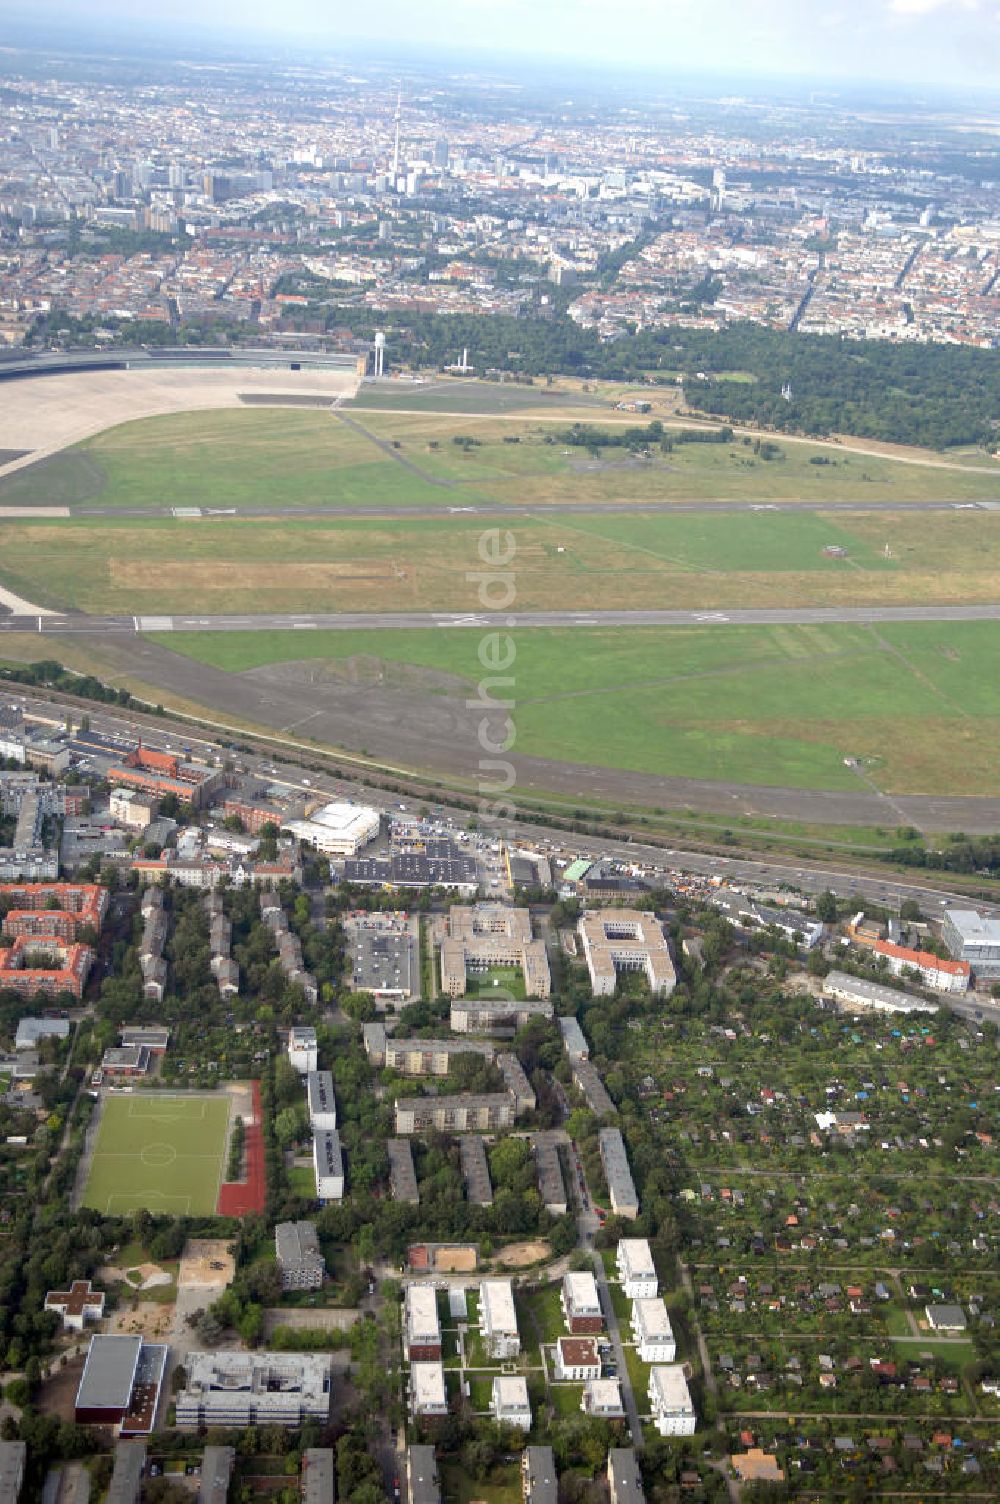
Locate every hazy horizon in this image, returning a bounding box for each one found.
[1,0,998,93]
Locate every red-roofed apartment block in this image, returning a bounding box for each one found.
[0,935,93,998]
[0,883,108,942]
[873,940,970,994]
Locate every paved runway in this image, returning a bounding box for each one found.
[4,603,1000,635]
[60,496,1000,518]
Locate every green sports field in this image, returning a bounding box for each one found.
[81,1093,231,1217]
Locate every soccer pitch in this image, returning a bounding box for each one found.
[82,1093,231,1217]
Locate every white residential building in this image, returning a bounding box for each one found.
[288,1026,318,1074]
[404,1286,442,1361]
[410,1362,448,1418]
[648,1365,696,1436]
[631,1299,676,1364]
[617,1239,657,1299]
[306,1070,337,1130]
[561,1271,603,1333]
[582,1378,625,1418]
[555,1336,600,1382]
[492,1375,531,1431]
[313,1129,344,1202]
[479,1280,520,1359]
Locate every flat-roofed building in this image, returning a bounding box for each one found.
[381,1037,495,1076]
[388,1138,419,1203]
[410,1362,447,1418]
[106,1444,145,1504]
[607,1449,645,1504]
[942,908,1000,981]
[351,922,417,1002]
[631,1299,676,1363]
[578,911,675,998]
[648,1365,696,1436]
[492,1375,531,1430]
[404,1286,442,1361]
[460,1135,493,1205]
[275,1222,325,1291]
[408,1446,441,1504]
[521,1448,557,1504]
[0,1442,26,1504]
[74,1335,167,1435]
[176,1352,331,1427]
[313,1129,344,1202]
[288,1025,318,1074]
[582,1377,624,1418]
[821,969,938,1015]
[450,998,553,1034]
[555,1336,600,1381]
[14,1016,70,1050]
[497,1053,536,1112]
[480,1280,519,1359]
[75,1335,143,1425]
[572,1059,616,1117]
[300,1450,334,1504]
[558,1015,589,1060]
[561,1271,603,1334]
[44,1279,105,1332]
[394,1093,515,1134]
[599,1127,639,1219]
[306,1070,337,1130]
[439,904,551,999]
[200,1448,235,1504]
[533,1136,566,1215]
[617,1240,657,1299]
[284,801,379,857]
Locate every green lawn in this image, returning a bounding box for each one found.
[463,966,528,1002]
[520,1284,566,1345]
[287,1165,317,1198]
[11,505,1000,618]
[2,405,998,519]
[152,619,1000,796]
[439,1461,522,1504]
[548,1383,584,1417]
[82,1093,231,1216]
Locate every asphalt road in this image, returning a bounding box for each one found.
[6,603,1000,634]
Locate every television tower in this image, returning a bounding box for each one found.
[392,89,402,179]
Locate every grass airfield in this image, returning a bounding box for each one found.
[1,391,999,806]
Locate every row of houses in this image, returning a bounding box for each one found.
[262,893,317,1002]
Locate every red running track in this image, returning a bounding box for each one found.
[217,1080,266,1217]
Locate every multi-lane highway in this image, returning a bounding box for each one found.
[5,602,1000,635]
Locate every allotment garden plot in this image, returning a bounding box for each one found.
[81,1092,231,1217]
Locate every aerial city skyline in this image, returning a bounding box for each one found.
[0,9,998,1504]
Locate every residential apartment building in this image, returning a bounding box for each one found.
[410,1362,448,1418]
[555,1336,600,1382]
[617,1239,657,1299]
[631,1299,676,1363]
[492,1376,531,1431]
[312,1130,344,1202]
[599,1128,639,1219]
[404,1286,442,1362]
[561,1272,603,1334]
[274,1222,325,1291]
[479,1280,519,1359]
[648,1365,696,1436]
[394,1094,515,1135]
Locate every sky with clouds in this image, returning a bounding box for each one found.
[3,0,999,88]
